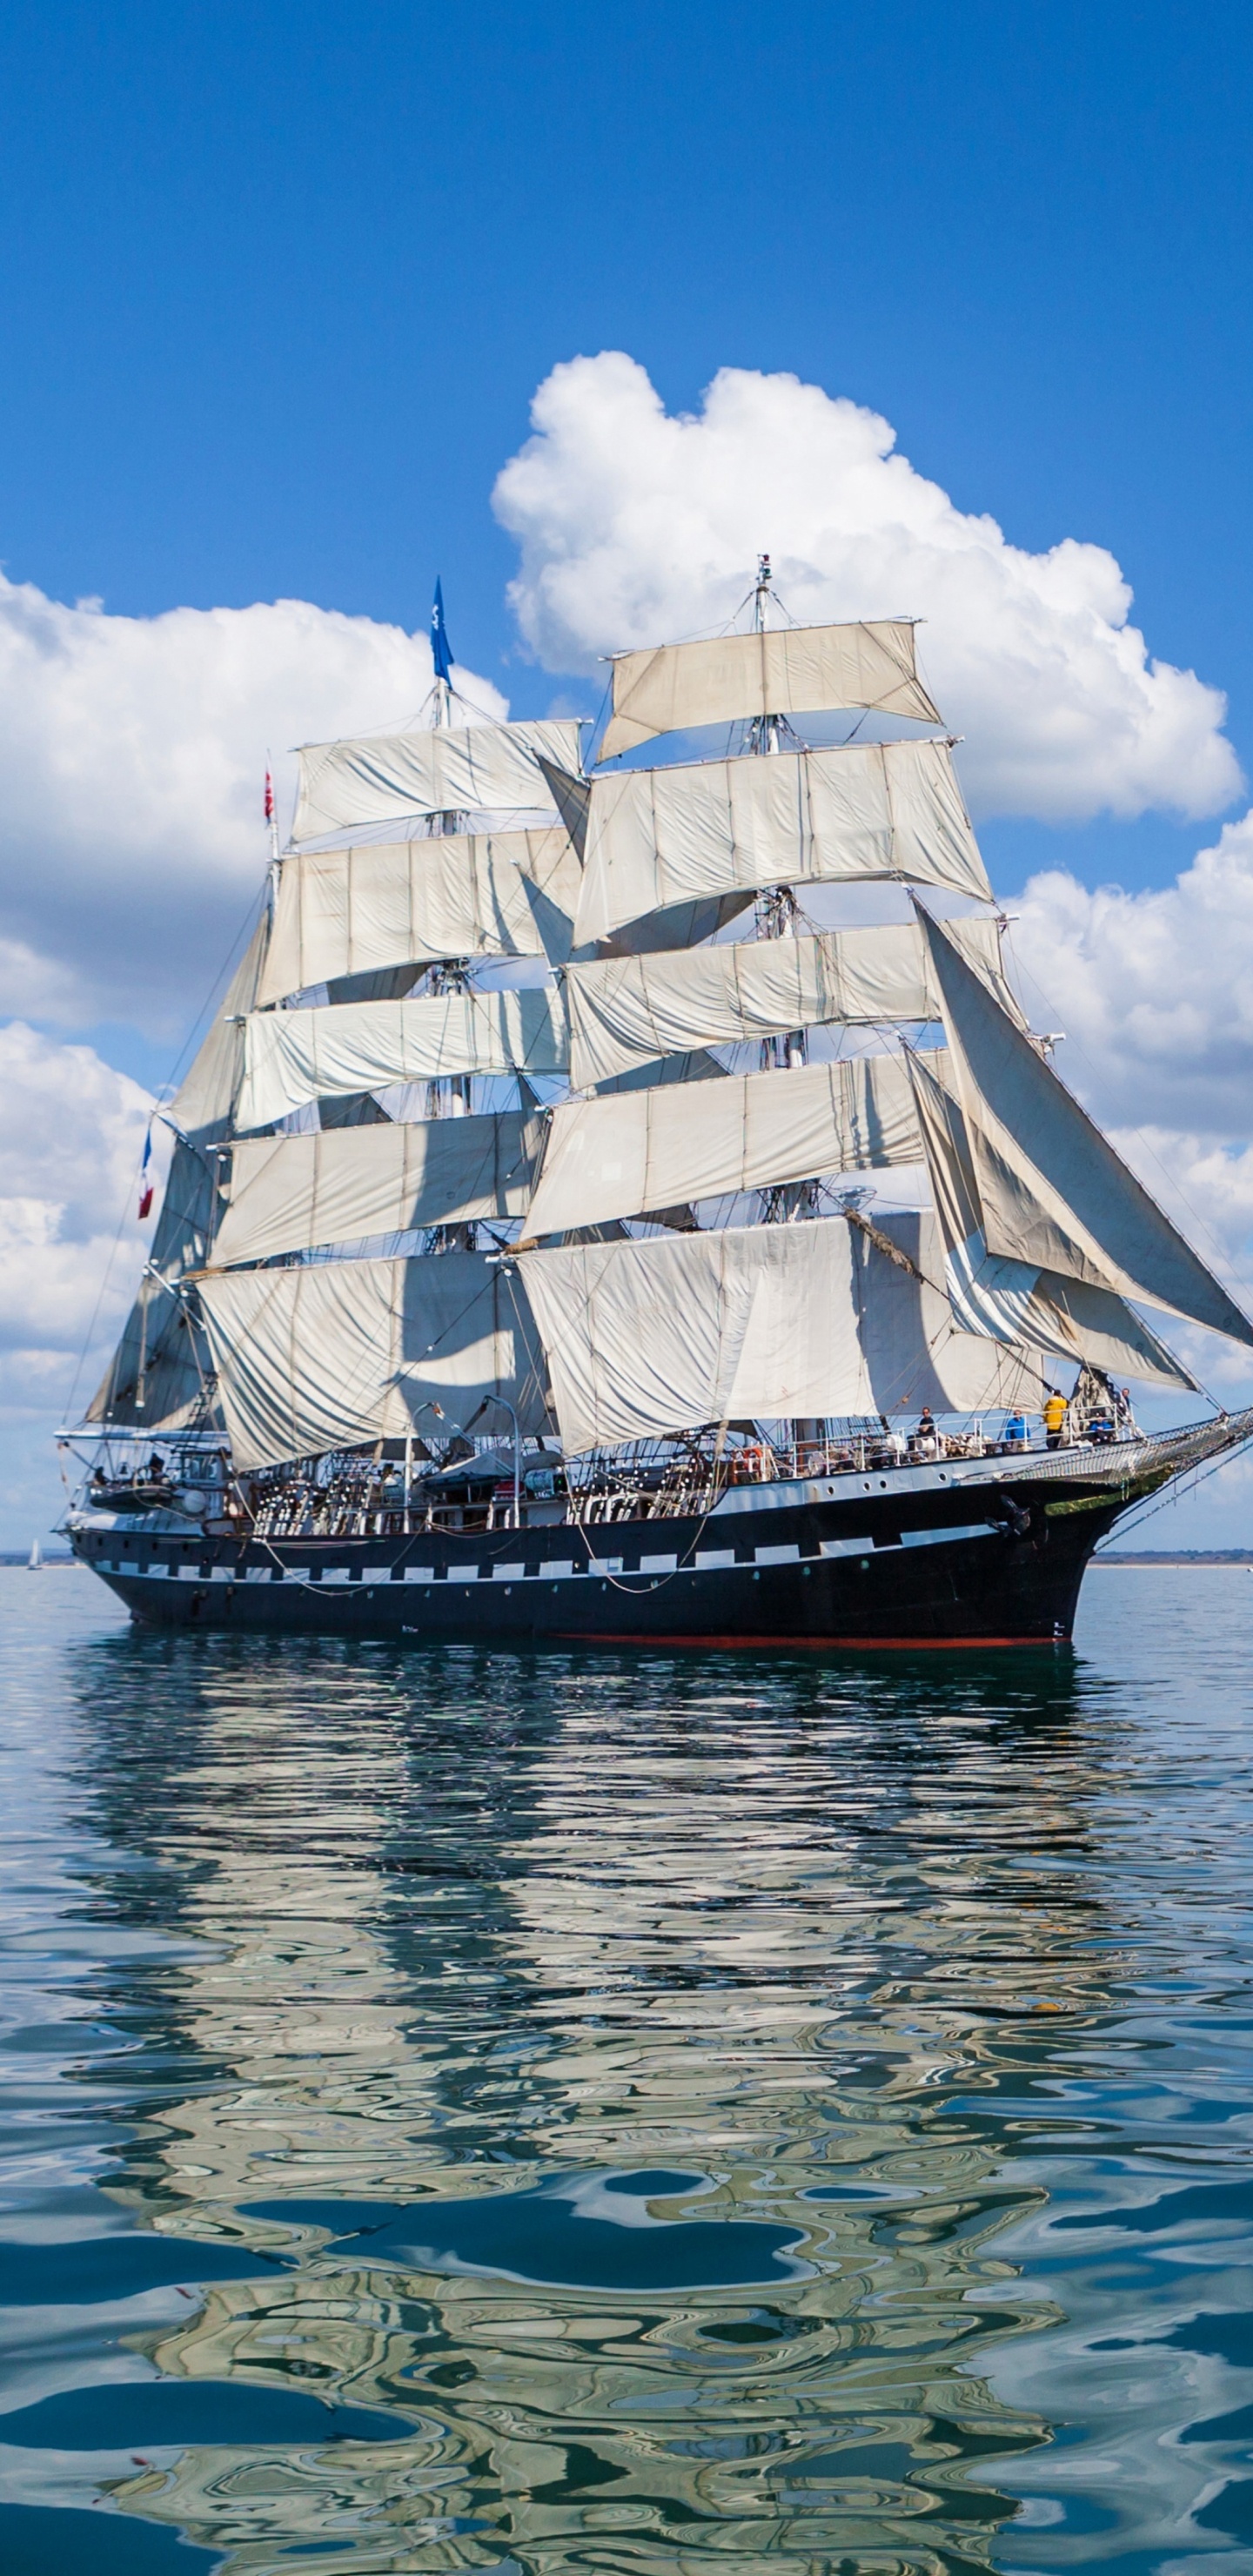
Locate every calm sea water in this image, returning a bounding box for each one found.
[0,1565,1250,2575]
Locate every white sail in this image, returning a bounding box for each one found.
[88,916,274,1429]
[291,718,585,845]
[198,1251,551,1469]
[906,1050,1198,1390]
[855,1210,1046,1415]
[211,1112,543,1268]
[599,621,942,761]
[915,908,1253,1348]
[258,828,581,1003]
[167,911,271,1144]
[238,988,569,1129]
[575,738,991,943]
[519,1211,1038,1456]
[86,1139,220,1429]
[566,916,1015,1089]
[949,1241,1199,1389]
[522,1051,933,1239]
[519,1217,876,1452]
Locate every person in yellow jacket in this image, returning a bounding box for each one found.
[1043,1388,1069,1448]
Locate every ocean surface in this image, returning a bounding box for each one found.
[0,1565,1250,2575]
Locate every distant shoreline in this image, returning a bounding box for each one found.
[1093,1550,1253,1566]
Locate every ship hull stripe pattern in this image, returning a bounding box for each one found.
[70,1480,1123,1647]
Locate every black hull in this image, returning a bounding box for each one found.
[68,1463,1133,1650]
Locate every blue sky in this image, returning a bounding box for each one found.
[3,0,1253,1544]
[3,0,1250,796]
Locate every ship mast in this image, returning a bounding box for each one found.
[425,579,473,1159]
[749,555,810,1231]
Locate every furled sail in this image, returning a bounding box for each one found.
[290,718,586,846]
[521,1051,935,1239]
[575,739,991,943]
[906,1048,1199,1390]
[518,1212,1035,1456]
[210,1111,543,1268]
[258,829,581,1004]
[198,1250,551,1468]
[915,907,1253,1348]
[238,987,569,1129]
[599,621,942,761]
[566,916,1016,1089]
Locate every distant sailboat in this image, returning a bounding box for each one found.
[28,1540,43,1570]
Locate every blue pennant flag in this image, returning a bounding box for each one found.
[431,578,453,686]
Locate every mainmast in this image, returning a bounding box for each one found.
[746,553,782,759]
[747,553,808,1150]
[425,579,473,1154]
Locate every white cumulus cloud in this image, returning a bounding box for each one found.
[0,573,505,1033]
[0,1021,156,1431]
[1011,813,1253,1139]
[1008,820,1253,1385]
[493,352,1241,826]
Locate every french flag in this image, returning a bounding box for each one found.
[138,1128,154,1222]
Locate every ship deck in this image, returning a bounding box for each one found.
[66,1414,1253,1651]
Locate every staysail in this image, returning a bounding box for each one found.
[906,1048,1199,1389]
[198,1250,551,1468]
[599,620,942,761]
[290,718,585,845]
[915,907,1253,1348]
[575,738,991,943]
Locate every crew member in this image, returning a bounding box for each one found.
[1042,1388,1068,1448]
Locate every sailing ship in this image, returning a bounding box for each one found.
[63,568,1253,1646]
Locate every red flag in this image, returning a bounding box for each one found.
[138,1127,154,1221]
[264,768,275,825]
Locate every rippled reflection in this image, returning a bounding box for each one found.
[2,1579,1251,2572]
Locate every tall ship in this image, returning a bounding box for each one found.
[64,571,1253,1645]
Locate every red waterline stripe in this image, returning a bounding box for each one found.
[555,1632,1068,1650]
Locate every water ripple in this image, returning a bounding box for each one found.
[0,1568,1250,2570]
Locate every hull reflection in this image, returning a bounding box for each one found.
[58,1638,1114,2573]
